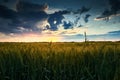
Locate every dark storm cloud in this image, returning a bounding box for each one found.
[70,6,91,26]
[73,6,91,15]
[0,1,49,34]
[48,10,70,31]
[109,0,120,14]
[0,0,92,34]
[95,9,111,21]
[0,5,19,33]
[3,0,9,3]
[16,0,48,12]
[15,1,48,29]
[63,21,73,29]
[17,11,48,29]
[49,6,91,30]
[96,0,120,21]
[0,18,13,33]
[0,1,71,33]
[0,5,17,20]
[84,14,91,23]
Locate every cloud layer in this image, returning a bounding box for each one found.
[0,0,119,42]
[95,0,120,21]
[0,0,92,34]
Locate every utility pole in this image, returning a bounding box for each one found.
[84,31,87,42]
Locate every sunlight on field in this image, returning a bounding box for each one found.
[0,42,120,80]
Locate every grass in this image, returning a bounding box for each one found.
[0,42,120,80]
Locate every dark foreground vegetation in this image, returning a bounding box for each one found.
[0,42,120,80]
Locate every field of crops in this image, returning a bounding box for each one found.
[0,42,120,80]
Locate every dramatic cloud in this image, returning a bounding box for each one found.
[70,6,91,26]
[16,0,49,12]
[3,0,9,3]
[0,1,73,33]
[0,1,49,34]
[95,0,120,21]
[109,0,120,14]
[63,21,73,29]
[17,11,48,28]
[84,14,91,23]
[73,6,91,15]
[0,0,119,42]
[48,10,70,31]
[0,0,93,35]
[0,5,18,33]
[0,5,17,20]
[0,18,15,33]
[15,1,49,30]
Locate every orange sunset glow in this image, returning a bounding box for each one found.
[0,33,62,42]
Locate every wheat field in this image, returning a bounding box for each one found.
[0,42,120,80]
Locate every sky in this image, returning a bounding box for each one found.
[0,0,120,42]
